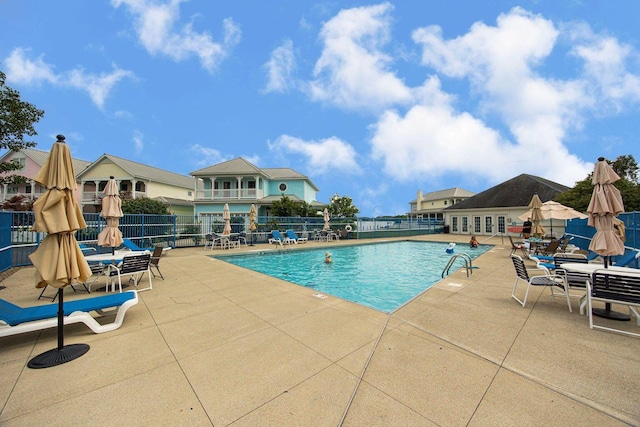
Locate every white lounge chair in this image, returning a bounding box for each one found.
[285,229,308,244]
[269,230,291,246]
[0,291,139,338]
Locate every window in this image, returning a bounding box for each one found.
[7,185,18,194]
[248,180,256,189]
[444,200,447,205]
[187,191,192,196]
[452,217,458,232]
[484,216,493,234]
[135,181,145,192]
[25,184,32,194]
[15,157,26,171]
[278,182,288,192]
[474,216,482,234]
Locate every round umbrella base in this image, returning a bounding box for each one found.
[28,343,90,369]
[592,308,630,321]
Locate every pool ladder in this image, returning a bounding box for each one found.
[442,252,474,278]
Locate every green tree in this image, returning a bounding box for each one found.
[555,155,640,212]
[121,197,170,214]
[270,195,319,217]
[327,194,359,218]
[0,70,45,185]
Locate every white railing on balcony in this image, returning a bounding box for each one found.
[195,188,263,200]
[81,191,147,203]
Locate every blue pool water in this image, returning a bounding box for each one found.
[214,241,491,313]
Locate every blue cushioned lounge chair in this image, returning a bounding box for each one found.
[285,230,308,244]
[269,230,291,246]
[123,238,171,253]
[613,250,640,268]
[0,291,139,338]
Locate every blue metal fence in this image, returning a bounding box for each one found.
[0,212,444,273]
[565,211,640,267]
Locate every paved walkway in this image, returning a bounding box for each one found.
[1,235,639,426]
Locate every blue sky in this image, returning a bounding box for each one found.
[1,1,639,216]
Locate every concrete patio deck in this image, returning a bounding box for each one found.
[1,235,639,426]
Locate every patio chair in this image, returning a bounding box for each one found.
[79,243,96,254]
[557,236,574,253]
[511,255,572,312]
[508,235,528,257]
[0,291,139,338]
[613,250,640,268]
[38,268,93,302]
[269,230,291,246]
[123,238,172,253]
[536,239,561,257]
[587,271,640,337]
[149,246,164,280]
[285,229,308,243]
[553,254,589,312]
[105,253,152,292]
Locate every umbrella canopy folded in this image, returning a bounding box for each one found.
[249,204,257,231]
[323,208,330,231]
[588,158,625,257]
[528,194,545,238]
[29,137,91,289]
[223,203,232,235]
[97,177,123,250]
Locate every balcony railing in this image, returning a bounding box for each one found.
[81,191,147,203]
[195,189,263,200]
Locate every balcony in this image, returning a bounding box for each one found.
[81,191,147,203]
[195,189,263,201]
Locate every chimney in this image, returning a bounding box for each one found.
[416,190,423,211]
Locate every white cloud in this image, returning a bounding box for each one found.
[111,0,240,73]
[3,48,134,109]
[190,144,228,167]
[567,23,640,110]
[114,110,134,120]
[268,134,362,175]
[4,48,58,85]
[67,65,135,109]
[307,2,412,111]
[405,7,593,185]
[132,130,144,154]
[263,39,296,94]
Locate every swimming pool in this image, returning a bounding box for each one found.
[214,241,490,313]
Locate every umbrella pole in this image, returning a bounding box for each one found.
[27,288,91,369]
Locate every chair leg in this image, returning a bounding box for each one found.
[151,265,164,280]
[38,285,57,301]
[511,277,529,307]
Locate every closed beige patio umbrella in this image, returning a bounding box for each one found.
[322,208,330,231]
[222,203,232,235]
[528,194,545,238]
[97,176,123,254]
[587,157,626,319]
[588,158,625,257]
[27,135,93,368]
[249,204,257,246]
